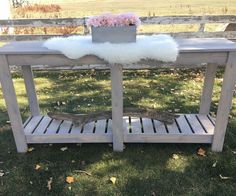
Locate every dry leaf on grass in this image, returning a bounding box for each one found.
[0,172,4,177]
[231,150,236,154]
[68,186,72,191]
[197,148,206,157]
[47,177,53,190]
[60,147,68,151]
[66,176,74,184]
[35,164,41,170]
[172,154,179,160]
[212,161,217,168]
[28,147,35,152]
[110,177,116,184]
[75,170,92,176]
[219,174,232,180]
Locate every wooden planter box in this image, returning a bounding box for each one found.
[91,26,136,43]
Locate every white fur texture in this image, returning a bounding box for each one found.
[43,34,179,64]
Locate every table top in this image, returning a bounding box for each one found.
[0,38,236,55]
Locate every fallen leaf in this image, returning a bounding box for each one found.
[0,172,4,177]
[212,161,217,168]
[110,177,116,184]
[28,147,35,152]
[66,176,74,184]
[71,160,75,163]
[35,164,41,170]
[231,150,236,154]
[197,148,206,157]
[219,174,232,180]
[47,177,53,190]
[29,181,33,185]
[68,186,72,191]
[60,147,68,151]
[172,154,179,160]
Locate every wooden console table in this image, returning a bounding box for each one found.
[0,38,236,153]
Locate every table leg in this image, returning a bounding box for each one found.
[0,55,27,153]
[199,64,217,114]
[21,65,40,116]
[110,64,124,152]
[212,52,236,152]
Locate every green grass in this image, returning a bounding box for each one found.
[0,69,236,195]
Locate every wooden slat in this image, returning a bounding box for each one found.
[33,116,52,135]
[0,18,85,27]
[140,15,236,24]
[130,117,142,134]
[185,114,206,134]
[153,120,167,134]
[24,115,43,134]
[107,119,112,134]
[123,116,130,134]
[1,15,236,28]
[58,120,72,134]
[142,118,155,134]
[167,121,180,134]
[207,114,215,125]
[23,116,32,127]
[175,115,193,134]
[45,119,62,135]
[70,124,82,134]
[95,120,106,134]
[196,114,214,134]
[83,122,95,134]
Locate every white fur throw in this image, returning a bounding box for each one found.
[43,34,179,64]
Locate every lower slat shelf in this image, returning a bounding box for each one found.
[24,114,215,144]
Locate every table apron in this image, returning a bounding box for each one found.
[5,52,228,68]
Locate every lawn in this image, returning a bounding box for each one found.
[0,69,236,195]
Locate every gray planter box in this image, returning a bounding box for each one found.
[92,26,136,43]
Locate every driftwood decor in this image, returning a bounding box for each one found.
[48,108,179,127]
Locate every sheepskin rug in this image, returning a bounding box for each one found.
[43,34,179,64]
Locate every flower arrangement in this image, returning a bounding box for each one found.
[86,13,141,27]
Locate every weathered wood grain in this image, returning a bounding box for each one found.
[212,52,236,152]
[24,114,214,144]
[21,65,40,116]
[0,15,236,27]
[110,64,124,151]
[0,55,28,152]
[199,64,217,114]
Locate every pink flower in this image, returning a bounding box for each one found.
[86,13,141,27]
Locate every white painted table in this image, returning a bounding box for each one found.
[0,38,236,153]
